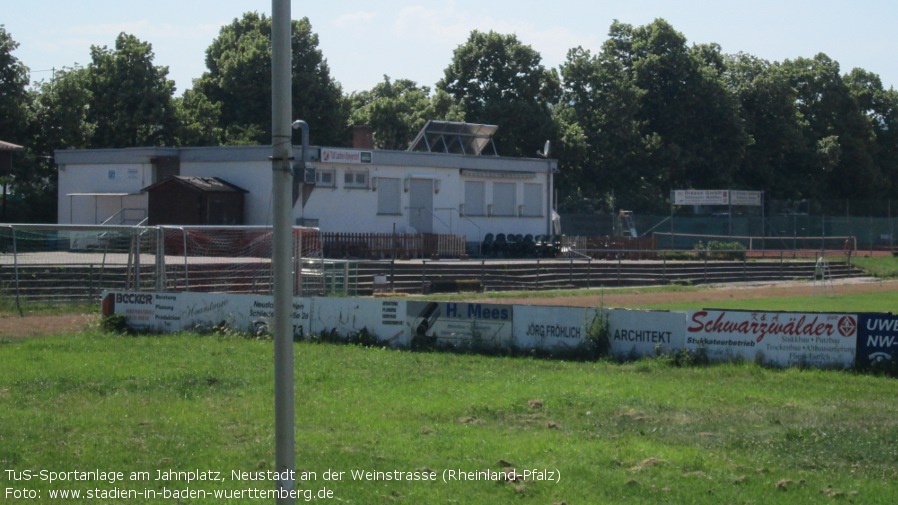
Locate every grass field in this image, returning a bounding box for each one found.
[2,286,898,504]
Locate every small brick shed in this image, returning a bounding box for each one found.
[142,176,247,225]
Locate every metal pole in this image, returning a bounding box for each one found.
[272,0,295,503]
[11,226,22,316]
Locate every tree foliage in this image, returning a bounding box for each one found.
[86,33,179,148]
[0,25,30,146]
[191,12,348,146]
[5,13,898,224]
[348,76,464,150]
[437,30,561,157]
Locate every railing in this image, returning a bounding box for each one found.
[319,232,465,259]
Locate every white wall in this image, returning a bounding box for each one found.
[57,148,554,243]
[58,163,153,224]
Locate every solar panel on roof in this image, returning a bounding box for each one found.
[407,120,499,156]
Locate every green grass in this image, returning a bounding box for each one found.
[638,288,898,312]
[2,328,897,504]
[852,255,898,278]
[0,296,97,317]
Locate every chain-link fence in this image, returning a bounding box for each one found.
[563,199,898,253]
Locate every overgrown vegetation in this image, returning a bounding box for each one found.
[852,255,898,278]
[694,240,747,260]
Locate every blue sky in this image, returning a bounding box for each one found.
[4,0,897,95]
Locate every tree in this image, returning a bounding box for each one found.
[558,20,748,213]
[0,25,30,145]
[32,66,94,151]
[437,30,560,157]
[723,54,811,200]
[605,20,748,197]
[781,54,883,204]
[0,26,53,221]
[86,33,179,148]
[192,12,348,146]
[348,76,463,150]
[845,68,898,201]
[556,46,647,211]
[174,88,224,146]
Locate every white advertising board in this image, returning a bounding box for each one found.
[102,291,311,339]
[686,310,858,368]
[673,189,729,206]
[729,190,762,206]
[309,298,409,346]
[512,305,593,351]
[608,309,685,358]
[407,301,513,349]
[320,148,371,164]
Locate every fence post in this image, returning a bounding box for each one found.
[481,259,486,291]
[155,227,165,292]
[11,225,22,315]
[587,258,591,289]
[780,251,786,280]
[182,227,189,291]
[422,260,427,293]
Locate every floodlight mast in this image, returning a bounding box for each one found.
[271,0,295,504]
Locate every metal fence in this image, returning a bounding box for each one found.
[0,224,363,303]
[562,211,895,253]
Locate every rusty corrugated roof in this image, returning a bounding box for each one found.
[142,175,248,193]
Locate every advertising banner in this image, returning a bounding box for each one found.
[407,301,513,349]
[857,314,898,368]
[686,310,857,368]
[101,291,311,339]
[673,189,729,206]
[512,305,593,351]
[310,298,409,346]
[729,190,762,206]
[608,309,685,358]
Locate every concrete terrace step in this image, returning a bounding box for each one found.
[355,259,866,294]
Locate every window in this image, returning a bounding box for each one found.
[523,183,543,217]
[316,170,335,187]
[464,181,485,216]
[344,170,368,189]
[492,182,516,216]
[377,177,401,215]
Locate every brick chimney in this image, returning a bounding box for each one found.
[352,125,374,149]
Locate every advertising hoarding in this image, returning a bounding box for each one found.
[608,309,685,358]
[102,291,311,339]
[310,298,409,346]
[686,310,857,368]
[407,301,513,349]
[857,314,898,368]
[512,305,593,351]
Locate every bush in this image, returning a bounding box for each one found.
[694,240,746,260]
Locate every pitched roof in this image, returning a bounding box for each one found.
[0,141,24,151]
[142,175,248,193]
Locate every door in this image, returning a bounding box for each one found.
[409,178,433,234]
